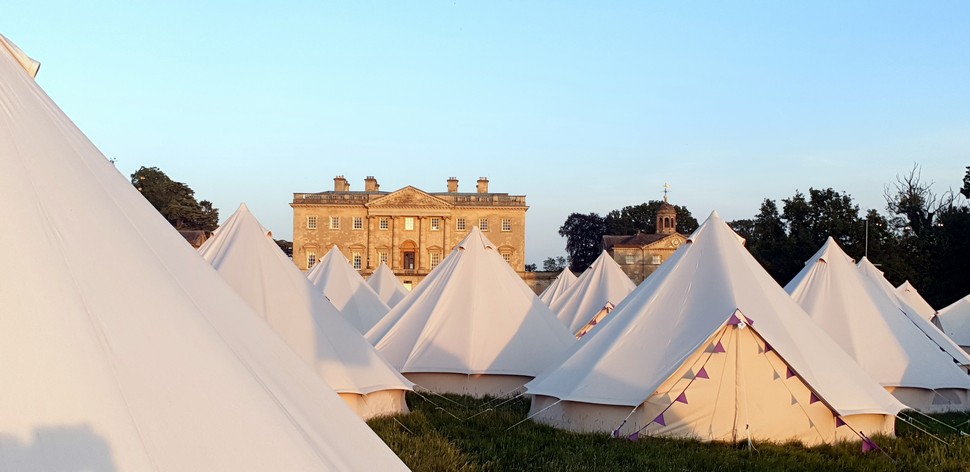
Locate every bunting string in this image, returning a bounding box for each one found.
[622,320,733,439]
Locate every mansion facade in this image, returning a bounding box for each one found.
[602,198,686,284]
[292,175,528,287]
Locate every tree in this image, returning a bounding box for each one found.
[604,201,699,235]
[884,163,952,238]
[558,213,606,273]
[542,256,568,272]
[131,166,219,231]
[524,263,537,272]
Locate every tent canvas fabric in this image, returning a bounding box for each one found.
[549,250,636,335]
[307,245,391,333]
[198,203,413,419]
[368,261,409,308]
[525,212,904,446]
[857,258,969,367]
[367,227,575,397]
[939,295,970,351]
[786,238,970,413]
[0,35,407,470]
[538,268,577,307]
[896,281,940,325]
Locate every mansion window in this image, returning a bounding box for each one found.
[379,217,389,230]
[431,217,441,231]
[353,216,363,230]
[378,251,388,265]
[430,251,441,269]
[502,218,512,232]
[479,218,489,231]
[501,251,512,265]
[456,218,466,231]
[307,215,317,230]
[329,216,340,229]
[404,217,415,231]
[625,254,635,265]
[652,255,662,265]
[352,251,363,270]
[307,252,317,268]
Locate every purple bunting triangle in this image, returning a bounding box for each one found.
[712,341,726,353]
[744,316,755,326]
[628,431,640,441]
[727,313,742,325]
[786,367,796,379]
[653,413,666,427]
[836,417,846,428]
[611,428,621,438]
[862,438,877,453]
[810,392,820,404]
[675,392,688,404]
[764,342,772,353]
[696,367,709,379]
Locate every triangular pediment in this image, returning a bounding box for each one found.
[643,233,687,250]
[366,186,453,209]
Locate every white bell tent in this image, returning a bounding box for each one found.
[307,245,391,333]
[939,295,970,352]
[198,204,413,419]
[367,227,574,397]
[857,258,968,368]
[896,281,940,325]
[525,212,904,446]
[539,268,577,307]
[368,261,410,308]
[0,34,407,470]
[786,238,970,413]
[549,250,636,336]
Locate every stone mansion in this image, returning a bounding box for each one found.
[292,175,528,288]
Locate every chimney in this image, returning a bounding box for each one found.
[447,177,459,193]
[476,177,489,194]
[333,175,349,192]
[364,176,379,192]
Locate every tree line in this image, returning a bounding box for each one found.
[557,165,970,309]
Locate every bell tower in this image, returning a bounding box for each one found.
[656,183,677,235]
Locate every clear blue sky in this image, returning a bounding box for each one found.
[6,2,969,264]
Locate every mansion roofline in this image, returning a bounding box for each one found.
[293,175,527,208]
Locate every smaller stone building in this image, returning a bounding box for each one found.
[602,198,686,284]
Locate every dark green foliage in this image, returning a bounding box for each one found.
[131,166,219,231]
[370,393,970,472]
[542,256,568,272]
[559,213,606,273]
[605,201,699,235]
[525,263,538,272]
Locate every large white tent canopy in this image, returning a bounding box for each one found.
[367,227,574,397]
[939,295,970,351]
[368,261,410,308]
[549,250,635,335]
[786,238,970,412]
[896,281,938,323]
[307,245,391,333]
[526,212,903,445]
[0,34,407,470]
[538,268,577,307]
[199,203,413,418]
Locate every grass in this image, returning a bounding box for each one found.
[369,393,970,472]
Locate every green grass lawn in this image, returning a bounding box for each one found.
[369,392,970,471]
